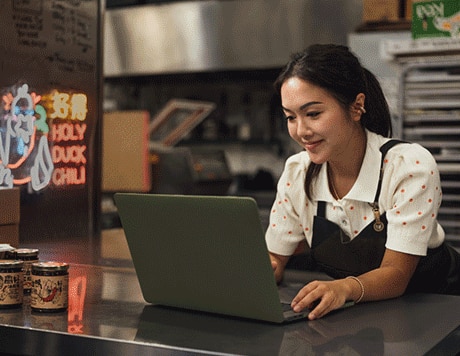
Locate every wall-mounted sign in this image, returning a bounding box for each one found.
[0,0,102,239]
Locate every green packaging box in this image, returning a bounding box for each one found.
[412,0,460,39]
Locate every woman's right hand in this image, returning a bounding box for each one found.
[270,259,277,270]
[269,252,290,284]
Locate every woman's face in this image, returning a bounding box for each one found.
[280,77,364,165]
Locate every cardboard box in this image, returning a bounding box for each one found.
[406,0,416,20]
[363,0,401,22]
[0,188,20,247]
[0,224,19,248]
[102,111,151,192]
[412,0,460,38]
[0,188,20,225]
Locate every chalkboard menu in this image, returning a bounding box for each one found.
[0,0,102,240]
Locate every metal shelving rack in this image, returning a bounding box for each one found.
[398,59,460,243]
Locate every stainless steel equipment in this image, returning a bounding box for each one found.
[399,60,460,243]
[149,99,232,195]
[104,0,363,77]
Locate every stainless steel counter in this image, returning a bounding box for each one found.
[0,263,458,355]
[4,229,459,355]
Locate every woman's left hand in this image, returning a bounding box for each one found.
[291,250,422,320]
[291,279,352,320]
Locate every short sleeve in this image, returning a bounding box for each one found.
[265,153,312,256]
[382,143,444,255]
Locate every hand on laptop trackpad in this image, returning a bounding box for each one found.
[278,282,304,304]
[278,282,323,312]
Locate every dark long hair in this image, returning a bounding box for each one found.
[274,44,392,200]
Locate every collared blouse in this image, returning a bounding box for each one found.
[265,130,445,257]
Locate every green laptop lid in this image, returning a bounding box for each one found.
[114,193,286,323]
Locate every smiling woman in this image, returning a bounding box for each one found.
[266,44,460,321]
[280,78,366,176]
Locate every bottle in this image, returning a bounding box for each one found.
[0,260,24,308]
[6,248,39,295]
[31,261,69,313]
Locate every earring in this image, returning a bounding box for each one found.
[359,106,366,114]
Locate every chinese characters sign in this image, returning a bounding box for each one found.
[0,0,101,239]
[1,83,89,191]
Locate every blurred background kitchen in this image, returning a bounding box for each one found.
[2,0,459,264]
[102,0,460,249]
[101,0,369,230]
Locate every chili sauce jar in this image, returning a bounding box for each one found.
[31,262,69,313]
[0,260,24,308]
[6,248,39,295]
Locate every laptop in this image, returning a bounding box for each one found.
[114,193,310,323]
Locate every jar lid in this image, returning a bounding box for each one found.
[0,244,15,253]
[7,248,39,257]
[32,261,69,272]
[0,260,24,268]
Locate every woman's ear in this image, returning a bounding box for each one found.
[351,93,366,121]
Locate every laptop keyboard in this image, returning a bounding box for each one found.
[281,302,293,312]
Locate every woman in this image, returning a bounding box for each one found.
[266,44,460,320]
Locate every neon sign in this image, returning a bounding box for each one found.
[0,83,89,191]
[45,89,88,187]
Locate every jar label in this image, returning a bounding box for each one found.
[23,259,39,291]
[0,272,23,305]
[31,274,68,310]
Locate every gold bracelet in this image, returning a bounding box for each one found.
[346,276,365,303]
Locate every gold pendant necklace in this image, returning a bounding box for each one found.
[327,168,340,200]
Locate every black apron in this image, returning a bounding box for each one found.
[309,140,460,295]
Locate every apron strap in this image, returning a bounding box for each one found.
[317,200,326,218]
[372,139,407,203]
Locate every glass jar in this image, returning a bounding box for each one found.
[6,248,39,295]
[0,260,24,308]
[31,262,69,313]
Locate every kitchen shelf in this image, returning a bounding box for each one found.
[399,60,460,243]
